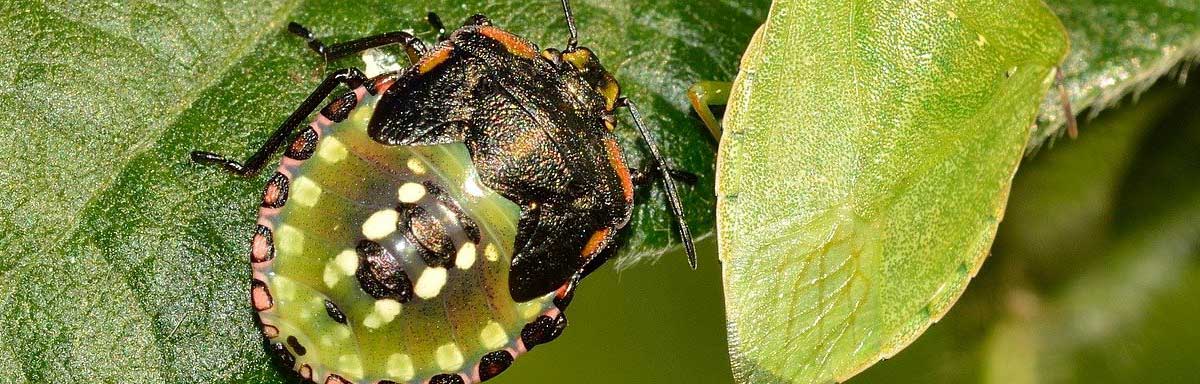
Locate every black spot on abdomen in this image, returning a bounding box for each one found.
[321,90,359,123]
[429,374,465,384]
[285,127,319,160]
[269,341,295,368]
[354,239,414,303]
[286,335,307,356]
[479,350,515,381]
[324,299,347,324]
[261,172,290,208]
[521,312,567,351]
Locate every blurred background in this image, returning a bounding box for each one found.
[495,72,1200,383]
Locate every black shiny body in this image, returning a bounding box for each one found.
[369,20,631,302]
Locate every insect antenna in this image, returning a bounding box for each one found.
[560,0,580,50]
[619,97,698,269]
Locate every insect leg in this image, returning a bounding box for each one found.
[426,12,447,42]
[619,97,698,269]
[629,167,699,187]
[687,81,731,140]
[287,22,427,64]
[1055,66,1079,139]
[190,68,367,176]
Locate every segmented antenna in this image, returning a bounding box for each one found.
[561,0,579,50]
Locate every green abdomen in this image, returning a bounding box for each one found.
[249,90,555,384]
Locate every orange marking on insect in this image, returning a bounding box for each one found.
[288,135,309,154]
[418,46,453,74]
[581,228,611,258]
[555,281,572,300]
[260,323,279,339]
[372,75,397,94]
[480,26,537,58]
[251,232,271,263]
[604,138,634,204]
[324,375,351,384]
[262,177,284,207]
[327,98,345,112]
[251,280,273,311]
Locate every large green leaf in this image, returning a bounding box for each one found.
[715,1,1067,383]
[851,80,1200,384]
[1033,0,1200,148]
[0,1,766,382]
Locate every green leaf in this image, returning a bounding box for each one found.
[0,1,766,382]
[715,1,1067,383]
[1032,0,1200,148]
[849,81,1200,384]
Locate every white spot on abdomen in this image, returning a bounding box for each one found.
[323,250,359,288]
[485,243,500,262]
[414,267,448,299]
[397,182,426,203]
[362,209,399,240]
[436,343,465,371]
[375,299,402,320]
[334,250,357,275]
[363,299,403,329]
[276,224,304,255]
[290,176,321,207]
[317,136,347,163]
[386,353,415,380]
[480,321,509,349]
[336,354,364,378]
[406,158,427,175]
[455,243,476,270]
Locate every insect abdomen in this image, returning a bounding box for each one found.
[249,86,558,383]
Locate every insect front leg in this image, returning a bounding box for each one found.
[687,81,731,140]
[288,22,428,64]
[629,167,699,187]
[190,68,367,176]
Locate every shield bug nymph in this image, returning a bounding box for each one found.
[192,1,697,383]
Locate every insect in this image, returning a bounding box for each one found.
[191,1,697,383]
